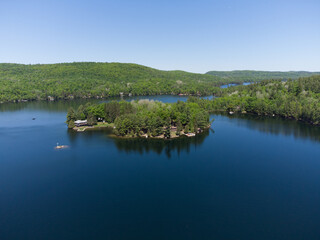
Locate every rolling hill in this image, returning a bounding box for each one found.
[0,62,228,102]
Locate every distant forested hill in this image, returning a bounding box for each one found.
[0,62,231,102]
[2,63,319,103]
[206,70,320,82]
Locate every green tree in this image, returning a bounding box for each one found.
[87,112,97,126]
[164,118,171,139]
[68,121,75,129]
[176,120,183,136]
[66,107,76,128]
[76,105,86,120]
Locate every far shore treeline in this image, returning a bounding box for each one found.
[1,62,319,103]
[0,62,223,102]
[66,99,212,138]
[206,70,320,82]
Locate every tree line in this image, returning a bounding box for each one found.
[206,70,320,82]
[0,62,236,103]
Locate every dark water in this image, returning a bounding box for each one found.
[1,97,320,240]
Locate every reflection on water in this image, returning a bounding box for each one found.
[0,99,101,112]
[112,130,211,158]
[66,127,113,143]
[218,112,320,142]
[67,127,212,158]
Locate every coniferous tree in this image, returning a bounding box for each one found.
[164,118,171,139]
[77,105,86,120]
[66,107,76,128]
[176,120,182,136]
[68,121,75,129]
[87,112,97,126]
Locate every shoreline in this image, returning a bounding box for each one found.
[107,128,210,140]
[0,93,214,104]
[211,110,320,126]
[73,122,114,132]
[73,123,211,139]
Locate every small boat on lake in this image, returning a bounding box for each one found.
[54,143,69,149]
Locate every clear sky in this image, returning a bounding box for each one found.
[0,0,319,73]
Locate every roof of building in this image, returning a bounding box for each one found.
[74,120,87,124]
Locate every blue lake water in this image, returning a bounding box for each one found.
[242,82,252,86]
[220,82,253,88]
[0,96,320,240]
[220,83,238,88]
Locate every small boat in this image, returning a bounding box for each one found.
[54,143,69,149]
[32,118,36,120]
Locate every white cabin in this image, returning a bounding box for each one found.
[74,120,88,127]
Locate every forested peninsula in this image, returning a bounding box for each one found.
[66,99,212,139]
[205,75,320,125]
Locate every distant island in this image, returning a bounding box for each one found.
[1,62,320,103]
[66,99,212,139]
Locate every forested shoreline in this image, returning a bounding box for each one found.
[2,62,319,103]
[0,62,225,103]
[66,99,212,139]
[199,75,320,126]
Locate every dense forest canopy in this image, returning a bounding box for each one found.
[204,75,320,125]
[206,70,320,82]
[66,99,212,138]
[0,62,231,102]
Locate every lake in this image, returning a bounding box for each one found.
[1,96,320,240]
[220,82,253,88]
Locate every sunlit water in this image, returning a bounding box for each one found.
[0,96,320,240]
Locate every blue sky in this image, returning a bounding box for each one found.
[0,0,319,73]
